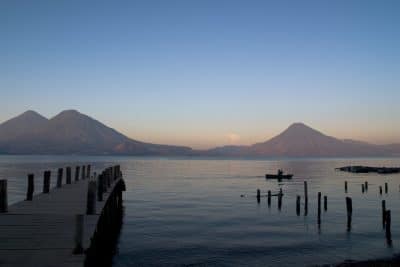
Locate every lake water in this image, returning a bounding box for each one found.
[1,156,400,266]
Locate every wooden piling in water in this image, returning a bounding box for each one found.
[86,181,97,215]
[26,174,34,200]
[73,214,84,254]
[346,197,352,231]
[361,184,365,193]
[380,186,383,195]
[296,195,300,216]
[256,189,260,203]
[386,210,392,244]
[278,190,282,210]
[345,181,348,193]
[385,183,388,194]
[304,181,308,210]
[324,196,327,211]
[365,181,368,191]
[43,170,51,193]
[382,200,386,228]
[75,166,80,182]
[0,180,7,213]
[317,192,321,225]
[66,166,72,184]
[57,168,63,188]
[267,190,271,207]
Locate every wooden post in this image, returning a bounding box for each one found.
[361,184,365,193]
[73,214,84,254]
[382,200,386,228]
[304,181,308,212]
[296,195,300,216]
[365,181,368,191]
[43,171,51,193]
[97,174,103,201]
[278,193,282,210]
[345,181,348,193]
[107,168,111,188]
[267,190,271,207]
[75,166,80,182]
[0,180,7,213]
[66,167,72,184]
[86,181,97,215]
[81,166,86,180]
[26,174,34,201]
[386,210,392,244]
[346,197,352,231]
[256,189,260,203]
[57,168,63,188]
[324,196,327,211]
[380,186,383,195]
[317,192,321,225]
[385,183,388,194]
[87,165,91,179]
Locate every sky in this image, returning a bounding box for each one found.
[1,1,399,149]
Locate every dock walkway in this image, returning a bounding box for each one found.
[0,165,125,267]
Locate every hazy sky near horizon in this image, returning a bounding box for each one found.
[1,1,399,149]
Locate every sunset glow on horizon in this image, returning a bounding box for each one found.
[1,1,399,149]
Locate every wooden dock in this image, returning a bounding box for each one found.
[0,164,125,267]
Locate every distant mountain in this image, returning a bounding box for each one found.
[0,110,192,155]
[1,111,399,157]
[204,123,400,157]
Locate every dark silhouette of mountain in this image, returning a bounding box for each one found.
[204,123,400,157]
[0,110,192,155]
[0,112,399,156]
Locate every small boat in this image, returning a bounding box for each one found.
[265,169,293,180]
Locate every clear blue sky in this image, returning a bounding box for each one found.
[1,0,399,148]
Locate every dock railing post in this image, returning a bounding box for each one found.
[57,168,63,188]
[81,166,86,180]
[43,171,51,193]
[87,165,91,179]
[97,174,104,201]
[0,180,7,213]
[66,167,72,184]
[73,214,84,254]
[86,181,97,215]
[75,166,80,182]
[26,174,34,200]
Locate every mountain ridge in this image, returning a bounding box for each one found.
[0,110,399,156]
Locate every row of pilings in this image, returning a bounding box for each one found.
[255,180,394,245]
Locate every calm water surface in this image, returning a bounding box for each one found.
[1,156,400,266]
